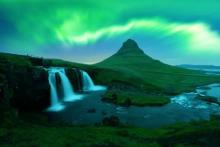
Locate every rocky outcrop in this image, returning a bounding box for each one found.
[10,66,50,111]
[0,56,50,112]
[65,68,83,92]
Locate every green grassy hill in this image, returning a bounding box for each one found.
[1,39,220,106]
[96,39,220,94]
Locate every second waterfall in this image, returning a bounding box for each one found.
[47,68,82,111]
[47,67,105,112]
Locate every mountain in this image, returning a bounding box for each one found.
[115,39,145,55]
[98,39,186,71]
[95,39,220,93]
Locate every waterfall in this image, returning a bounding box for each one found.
[47,69,64,111]
[57,69,82,102]
[82,71,106,91]
[82,71,95,91]
[46,67,106,112]
[47,67,82,111]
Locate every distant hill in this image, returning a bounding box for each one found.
[179,64,220,70]
[178,64,220,76]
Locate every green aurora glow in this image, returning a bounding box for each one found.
[0,0,220,65]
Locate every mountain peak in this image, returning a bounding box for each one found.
[116,39,145,55]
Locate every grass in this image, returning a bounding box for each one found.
[1,116,220,146]
[102,90,170,106]
[0,52,32,67]
[96,53,220,94]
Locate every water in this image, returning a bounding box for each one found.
[47,69,65,112]
[47,68,82,111]
[172,84,220,114]
[46,67,105,112]
[199,84,220,102]
[82,71,106,91]
[47,83,220,128]
[57,69,82,102]
[187,67,220,75]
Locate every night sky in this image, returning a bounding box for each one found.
[1,0,220,65]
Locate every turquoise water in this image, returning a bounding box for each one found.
[47,83,220,128]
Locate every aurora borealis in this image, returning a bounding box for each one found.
[0,0,220,65]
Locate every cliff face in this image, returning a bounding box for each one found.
[10,66,50,111]
[65,68,84,92]
[0,56,50,113]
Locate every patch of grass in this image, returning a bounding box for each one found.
[1,118,220,146]
[102,90,170,106]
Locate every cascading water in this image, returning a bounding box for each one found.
[57,69,82,102]
[47,69,65,111]
[47,67,105,112]
[82,71,95,91]
[47,67,82,111]
[82,71,106,91]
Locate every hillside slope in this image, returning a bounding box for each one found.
[96,39,220,94]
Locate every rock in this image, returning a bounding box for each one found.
[29,57,43,66]
[65,68,83,92]
[0,84,4,101]
[102,115,120,127]
[196,95,220,105]
[55,72,63,99]
[10,66,50,111]
[122,98,132,107]
[112,93,117,101]
[87,108,96,113]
